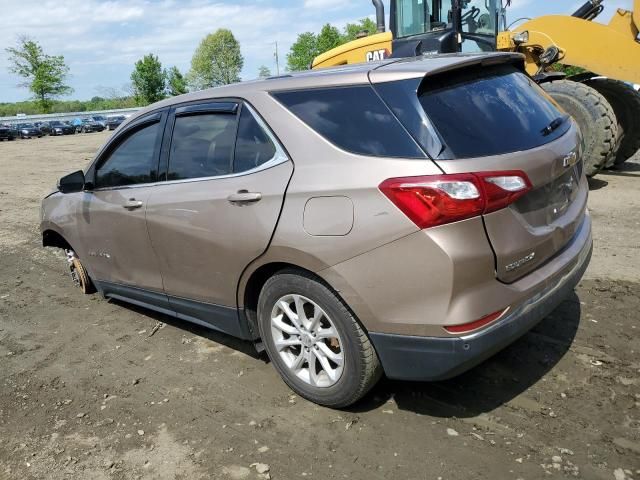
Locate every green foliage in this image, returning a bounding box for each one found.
[130,54,167,106]
[343,18,379,42]
[258,65,272,78]
[287,32,319,72]
[0,96,137,117]
[316,24,343,54]
[166,66,188,96]
[5,36,73,113]
[188,29,244,90]
[550,63,588,77]
[286,19,379,71]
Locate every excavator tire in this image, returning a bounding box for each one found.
[584,78,640,165]
[542,80,618,177]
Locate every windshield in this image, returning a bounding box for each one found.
[394,0,499,38]
[395,0,451,37]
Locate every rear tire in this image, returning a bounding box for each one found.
[584,78,640,165]
[542,80,618,176]
[257,270,382,408]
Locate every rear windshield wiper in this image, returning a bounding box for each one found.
[541,115,570,136]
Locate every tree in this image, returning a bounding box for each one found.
[316,24,343,54]
[167,66,188,96]
[188,29,244,90]
[130,54,166,106]
[258,65,272,78]
[287,32,319,71]
[5,36,73,113]
[286,19,379,72]
[342,18,379,42]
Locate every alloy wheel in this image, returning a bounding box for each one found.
[270,294,344,388]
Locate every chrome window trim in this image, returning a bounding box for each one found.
[91,181,163,192]
[90,103,289,192]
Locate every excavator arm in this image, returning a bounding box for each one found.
[499,0,640,83]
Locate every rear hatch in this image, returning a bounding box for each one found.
[372,57,587,283]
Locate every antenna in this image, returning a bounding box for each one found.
[274,41,280,76]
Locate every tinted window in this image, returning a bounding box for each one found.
[273,85,425,158]
[376,65,570,159]
[233,107,276,173]
[96,122,160,188]
[418,66,569,158]
[168,113,237,180]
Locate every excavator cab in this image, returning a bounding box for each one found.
[388,0,506,57]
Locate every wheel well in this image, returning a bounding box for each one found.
[242,261,370,342]
[243,262,331,335]
[42,230,72,250]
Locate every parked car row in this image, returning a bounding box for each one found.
[0,115,130,141]
[0,123,42,140]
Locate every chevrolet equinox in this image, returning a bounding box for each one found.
[41,53,592,407]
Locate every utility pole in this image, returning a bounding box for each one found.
[274,41,280,76]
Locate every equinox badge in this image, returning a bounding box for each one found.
[506,252,536,272]
[562,151,578,168]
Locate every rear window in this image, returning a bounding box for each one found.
[376,65,570,159]
[272,85,425,158]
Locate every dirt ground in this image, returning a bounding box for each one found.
[0,132,638,480]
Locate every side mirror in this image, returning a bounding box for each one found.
[58,170,85,194]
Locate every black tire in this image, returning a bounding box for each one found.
[584,78,640,165]
[257,270,382,408]
[542,80,618,177]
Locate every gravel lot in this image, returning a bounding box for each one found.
[0,132,639,480]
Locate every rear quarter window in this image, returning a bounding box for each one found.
[272,85,425,158]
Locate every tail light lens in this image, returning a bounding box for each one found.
[379,171,531,229]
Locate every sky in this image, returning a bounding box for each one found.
[0,0,633,103]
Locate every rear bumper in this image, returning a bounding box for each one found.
[369,216,592,382]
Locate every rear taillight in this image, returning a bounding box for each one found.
[379,171,531,229]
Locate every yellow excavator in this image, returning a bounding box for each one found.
[312,0,640,177]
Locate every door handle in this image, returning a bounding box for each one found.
[227,191,262,204]
[122,198,143,210]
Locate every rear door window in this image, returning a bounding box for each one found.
[272,85,425,158]
[166,103,282,180]
[167,113,237,180]
[375,65,570,159]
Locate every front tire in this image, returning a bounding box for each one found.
[66,250,96,294]
[258,271,382,408]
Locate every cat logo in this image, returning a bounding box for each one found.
[365,49,389,62]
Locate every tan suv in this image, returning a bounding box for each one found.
[41,53,592,407]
